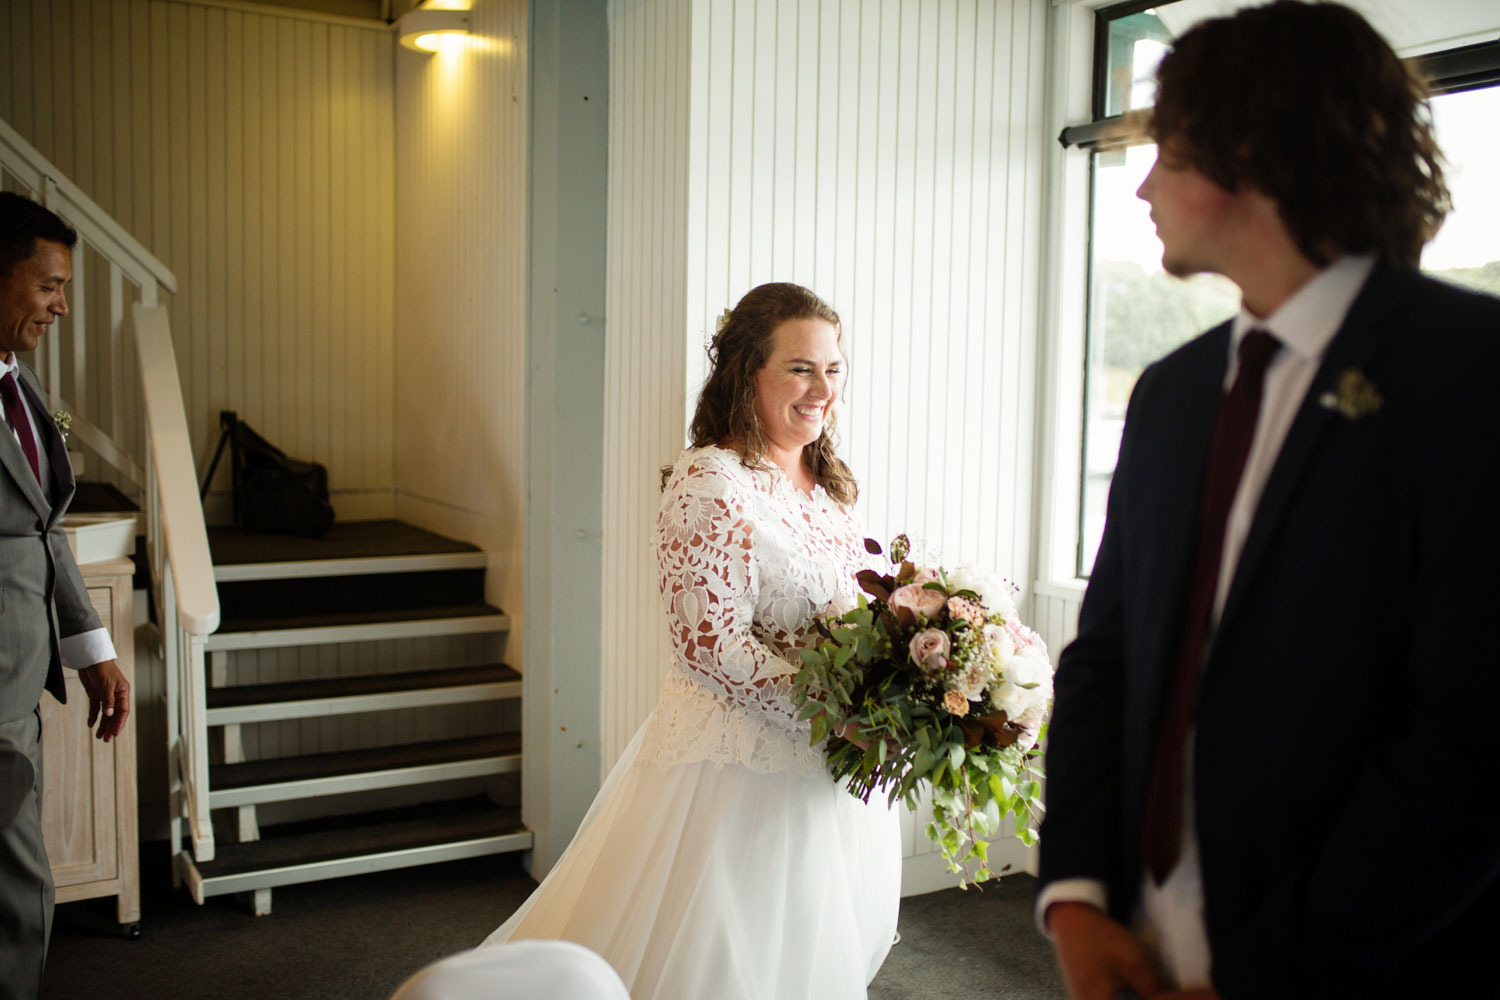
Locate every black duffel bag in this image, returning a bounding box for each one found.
[201,411,335,537]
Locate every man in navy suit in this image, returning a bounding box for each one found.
[1037,4,1500,998]
[1,191,130,1000]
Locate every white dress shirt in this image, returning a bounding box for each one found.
[1038,255,1376,987]
[1,352,118,670]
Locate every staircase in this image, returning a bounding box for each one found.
[176,519,530,914]
[3,117,535,914]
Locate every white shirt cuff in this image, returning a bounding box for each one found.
[61,628,118,670]
[1035,878,1110,936]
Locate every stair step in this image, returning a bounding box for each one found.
[209,520,480,561]
[68,480,141,515]
[215,549,486,582]
[206,664,522,724]
[218,568,488,621]
[209,733,522,807]
[178,798,530,900]
[205,603,509,651]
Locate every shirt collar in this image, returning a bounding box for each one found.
[0,353,17,379]
[1231,254,1375,362]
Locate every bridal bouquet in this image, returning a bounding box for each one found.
[793,534,1052,885]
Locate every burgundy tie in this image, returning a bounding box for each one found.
[1,370,43,486]
[1142,329,1280,885]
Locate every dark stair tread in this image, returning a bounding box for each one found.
[208,519,479,565]
[216,601,505,634]
[218,568,488,621]
[193,798,524,878]
[68,481,141,514]
[207,664,520,709]
[211,733,522,790]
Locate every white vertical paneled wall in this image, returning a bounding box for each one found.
[393,0,530,671]
[1,0,399,836]
[0,0,398,519]
[1032,586,1083,667]
[604,0,1051,892]
[600,0,694,762]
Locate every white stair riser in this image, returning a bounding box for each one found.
[215,551,488,582]
[206,680,522,725]
[205,615,510,652]
[210,755,522,808]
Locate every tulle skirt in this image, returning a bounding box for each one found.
[483,719,902,999]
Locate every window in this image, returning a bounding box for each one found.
[1424,84,1500,296]
[1061,0,1500,578]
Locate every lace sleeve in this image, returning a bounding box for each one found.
[655,462,803,729]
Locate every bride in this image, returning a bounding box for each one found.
[482,282,901,998]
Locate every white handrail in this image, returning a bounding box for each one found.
[133,305,220,636]
[0,119,176,295]
[135,304,218,862]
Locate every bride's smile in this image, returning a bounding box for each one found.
[753,316,844,465]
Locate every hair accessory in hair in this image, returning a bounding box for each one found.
[715,307,733,337]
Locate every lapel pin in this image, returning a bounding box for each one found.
[1318,369,1383,420]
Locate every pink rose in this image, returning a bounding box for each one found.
[943,689,971,717]
[908,628,950,673]
[892,583,946,620]
[947,596,985,625]
[911,567,940,586]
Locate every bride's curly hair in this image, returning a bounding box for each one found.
[689,282,859,505]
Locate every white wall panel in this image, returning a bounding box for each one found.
[0,0,397,520]
[1,0,399,836]
[393,0,530,695]
[1033,586,1083,667]
[600,0,693,764]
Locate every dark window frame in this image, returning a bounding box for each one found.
[1063,0,1500,576]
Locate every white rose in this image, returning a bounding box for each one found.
[946,565,1019,619]
[990,645,1052,720]
[948,662,989,701]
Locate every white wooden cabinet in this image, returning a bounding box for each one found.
[40,556,140,933]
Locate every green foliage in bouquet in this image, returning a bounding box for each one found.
[793,535,1048,887]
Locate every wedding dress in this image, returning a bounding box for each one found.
[482,445,901,999]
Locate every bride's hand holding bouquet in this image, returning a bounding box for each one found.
[793,534,1052,885]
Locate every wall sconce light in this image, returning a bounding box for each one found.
[397,9,471,53]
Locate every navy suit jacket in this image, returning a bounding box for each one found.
[1038,261,1500,997]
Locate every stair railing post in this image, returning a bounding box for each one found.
[161,550,182,872]
[182,624,214,862]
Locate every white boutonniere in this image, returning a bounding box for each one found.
[1318,369,1383,420]
[53,409,72,443]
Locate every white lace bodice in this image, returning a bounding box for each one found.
[639,446,872,775]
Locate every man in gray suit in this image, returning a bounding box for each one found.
[1,191,130,1000]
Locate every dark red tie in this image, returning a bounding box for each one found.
[1142,329,1280,884]
[1,370,43,486]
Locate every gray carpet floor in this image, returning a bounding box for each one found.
[42,847,1065,999]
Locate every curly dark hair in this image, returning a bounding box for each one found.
[687,282,858,505]
[1150,0,1449,267]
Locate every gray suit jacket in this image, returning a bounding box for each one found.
[0,358,101,724]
